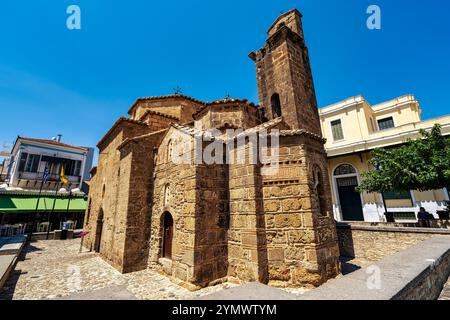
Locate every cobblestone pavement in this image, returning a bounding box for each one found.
[0,239,306,300]
[0,239,237,300]
[439,276,450,300]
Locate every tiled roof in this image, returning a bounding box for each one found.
[231,117,287,140]
[18,137,88,152]
[279,129,326,142]
[128,94,206,115]
[97,117,148,149]
[117,127,169,150]
[139,110,180,122]
[192,98,259,119]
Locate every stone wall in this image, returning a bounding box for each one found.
[228,142,266,283]
[83,120,150,271]
[196,105,259,131]
[261,135,339,287]
[119,132,163,272]
[337,222,450,266]
[226,134,340,288]
[149,129,197,284]
[298,236,450,300]
[394,245,450,300]
[141,111,179,130]
[132,98,202,123]
[193,152,229,286]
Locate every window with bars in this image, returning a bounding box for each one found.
[377,117,395,130]
[331,119,344,141]
[334,164,357,176]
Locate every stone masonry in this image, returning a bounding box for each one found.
[83,9,340,289]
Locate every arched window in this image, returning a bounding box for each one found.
[314,166,327,216]
[167,139,173,163]
[271,93,282,118]
[334,164,356,176]
[162,212,174,259]
[163,184,170,207]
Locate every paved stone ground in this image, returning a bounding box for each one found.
[339,239,427,276]
[438,276,450,300]
[0,239,306,300]
[0,239,239,300]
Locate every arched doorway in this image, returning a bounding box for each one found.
[333,164,364,221]
[162,212,174,259]
[94,209,104,252]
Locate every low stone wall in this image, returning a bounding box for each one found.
[298,236,450,300]
[394,244,450,300]
[30,230,76,241]
[337,222,450,265]
[0,236,27,290]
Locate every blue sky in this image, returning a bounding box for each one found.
[1,0,449,163]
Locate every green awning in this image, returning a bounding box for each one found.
[0,195,87,213]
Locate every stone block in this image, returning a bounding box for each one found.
[268,247,285,261]
[264,200,281,212]
[274,214,302,228]
[281,198,302,211]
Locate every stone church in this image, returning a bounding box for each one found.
[83,9,340,289]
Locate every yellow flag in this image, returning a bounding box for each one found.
[60,166,69,184]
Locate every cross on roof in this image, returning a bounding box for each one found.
[173,86,182,95]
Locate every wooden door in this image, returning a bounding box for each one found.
[337,177,364,221]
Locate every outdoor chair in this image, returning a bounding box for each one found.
[67,220,77,230]
[37,222,51,233]
[0,225,13,237]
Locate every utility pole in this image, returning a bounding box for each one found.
[33,167,49,234]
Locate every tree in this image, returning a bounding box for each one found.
[357,124,450,198]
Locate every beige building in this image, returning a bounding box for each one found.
[320,94,450,222]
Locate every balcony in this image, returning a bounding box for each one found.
[14,171,81,190]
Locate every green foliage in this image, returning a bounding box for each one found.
[357,124,450,194]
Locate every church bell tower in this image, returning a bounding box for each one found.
[249,9,322,136]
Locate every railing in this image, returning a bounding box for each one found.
[392,212,417,221]
[17,171,81,183]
